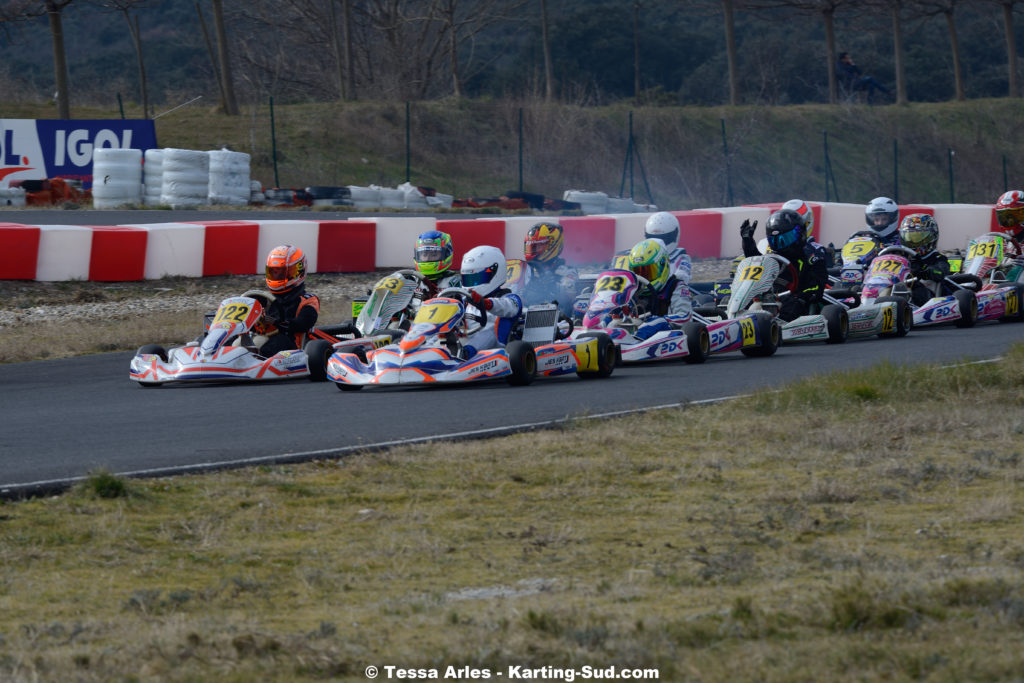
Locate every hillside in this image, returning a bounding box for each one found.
[3,98,1024,209]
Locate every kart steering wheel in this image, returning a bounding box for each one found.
[436,287,488,331]
[240,289,279,336]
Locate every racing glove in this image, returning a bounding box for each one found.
[469,290,493,310]
[740,219,758,240]
[275,318,293,334]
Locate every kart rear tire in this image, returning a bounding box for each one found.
[682,321,710,364]
[336,382,363,391]
[370,327,405,343]
[576,332,615,378]
[304,339,333,382]
[137,343,168,361]
[740,313,780,358]
[953,289,978,328]
[506,340,537,386]
[998,283,1024,323]
[876,296,912,337]
[823,304,849,344]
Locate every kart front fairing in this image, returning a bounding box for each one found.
[327,297,515,386]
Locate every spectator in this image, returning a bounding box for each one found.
[836,52,889,103]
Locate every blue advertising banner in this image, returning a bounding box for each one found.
[1,119,158,190]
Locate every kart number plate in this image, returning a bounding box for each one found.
[870,257,904,275]
[882,304,894,333]
[967,238,1003,261]
[213,302,254,325]
[611,254,631,269]
[376,277,405,294]
[739,317,756,345]
[842,240,875,257]
[414,301,461,323]
[595,274,628,293]
[740,265,764,282]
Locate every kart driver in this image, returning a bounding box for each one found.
[898,213,951,306]
[522,221,578,316]
[993,190,1024,282]
[740,208,829,321]
[460,245,524,358]
[627,238,693,340]
[643,212,693,284]
[413,230,462,296]
[863,196,902,247]
[259,244,320,356]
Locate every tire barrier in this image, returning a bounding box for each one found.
[143,149,163,206]
[90,148,142,209]
[159,148,210,209]
[0,202,1001,281]
[0,187,26,207]
[208,150,251,207]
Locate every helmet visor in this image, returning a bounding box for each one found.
[901,228,933,250]
[767,228,800,251]
[997,207,1024,228]
[266,264,290,281]
[869,211,896,228]
[630,262,661,282]
[461,262,500,288]
[524,237,549,260]
[414,245,446,263]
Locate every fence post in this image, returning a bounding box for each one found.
[405,101,411,183]
[893,139,899,204]
[1004,154,1009,193]
[518,107,524,193]
[270,96,280,188]
[721,119,734,206]
[948,148,955,203]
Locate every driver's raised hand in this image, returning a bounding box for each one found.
[740,219,758,240]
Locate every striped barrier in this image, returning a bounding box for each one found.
[0,202,1003,281]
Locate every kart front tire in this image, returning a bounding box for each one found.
[823,304,849,344]
[304,339,333,382]
[370,328,405,343]
[740,312,780,358]
[576,332,615,378]
[336,382,363,391]
[682,321,710,364]
[953,289,978,328]
[137,343,168,361]
[876,296,912,337]
[506,340,537,386]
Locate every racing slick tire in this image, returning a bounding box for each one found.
[576,332,616,378]
[506,340,537,386]
[953,289,978,328]
[740,312,780,358]
[876,296,912,337]
[822,304,849,344]
[681,321,710,364]
[371,327,406,342]
[998,283,1024,323]
[135,344,168,388]
[304,339,333,382]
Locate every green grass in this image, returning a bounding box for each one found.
[1,345,1023,681]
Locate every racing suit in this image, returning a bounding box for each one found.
[260,285,320,356]
[908,250,951,307]
[422,270,462,298]
[743,233,829,322]
[523,257,578,316]
[463,288,524,357]
[633,274,693,340]
[999,237,1024,283]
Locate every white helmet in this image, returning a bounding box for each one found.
[865,196,900,240]
[460,245,507,297]
[781,199,814,233]
[644,211,680,252]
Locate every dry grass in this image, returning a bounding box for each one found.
[1,347,1023,681]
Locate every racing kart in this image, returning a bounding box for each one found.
[570,269,710,364]
[830,230,883,287]
[852,246,978,329]
[944,233,1024,323]
[697,253,844,349]
[325,289,616,390]
[350,268,435,335]
[129,291,393,387]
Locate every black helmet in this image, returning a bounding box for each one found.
[765,209,805,252]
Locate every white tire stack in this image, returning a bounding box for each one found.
[564,190,609,215]
[160,148,210,209]
[91,148,143,208]
[143,148,164,206]
[0,186,26,207]
[208,149,251,206]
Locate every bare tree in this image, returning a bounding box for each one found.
[988,0,1021,97]
[210,0,238,113]
[915,0,965,100]
[0,0,75,117]
[540,0,553,101]
[722,0,740,104]
[94,0,155,116]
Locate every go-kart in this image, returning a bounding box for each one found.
[830,230,883,287]
[570,269,710,364]
[944,233,1024,323]
[129,291,393,387]
[325,289,616,390]
[350,268,436,335]
[852,246,977,329]
[697,253,844,350]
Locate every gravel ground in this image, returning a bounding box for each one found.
[0,259,735,328]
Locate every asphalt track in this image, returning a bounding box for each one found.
[2,322,1021,497]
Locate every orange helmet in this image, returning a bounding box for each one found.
[524,222,564,264]
[265,245,307,293]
